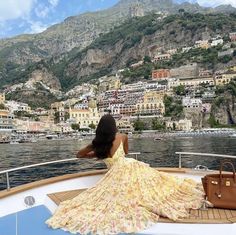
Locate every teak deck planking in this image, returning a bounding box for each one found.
[48,189,236,224]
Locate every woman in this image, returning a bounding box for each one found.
[47,114,204,235]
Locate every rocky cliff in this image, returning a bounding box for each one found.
[0,1,235,109]
[0,0,235,87]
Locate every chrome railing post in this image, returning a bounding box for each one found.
[6,172,10,190]
[178,154,182,169]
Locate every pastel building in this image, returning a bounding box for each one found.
[98,76,121,92]
[69,108,101,129]
[179,77,214,87]
[136,91,165,115]
[229,32,236,42]
[51,102,66,123]
[152,53,171,62]
[214,73,236,86]
[166,119,192,131]
[152,69,170,80]
[195,40,210,49]
[0,109,14,132]
[15,119,59,133]
[0,93,5,104]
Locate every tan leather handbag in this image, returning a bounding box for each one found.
[201,160,236,209]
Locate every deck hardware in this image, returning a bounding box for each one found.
[200,199,209,211]
[24,196,35,207]
[194,165,209,171]
[176,152,236,169]
[211,181,218,185]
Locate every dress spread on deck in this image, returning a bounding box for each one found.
[46,142,204,235]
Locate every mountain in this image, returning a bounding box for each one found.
[0,0,236,107]
[5,13,236,90]
[0,0,235,67]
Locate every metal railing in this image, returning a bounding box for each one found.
[0,152,141,190]
[176,152,236,169]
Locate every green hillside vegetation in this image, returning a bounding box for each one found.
[55,12,236,88]
[5,82,59,109]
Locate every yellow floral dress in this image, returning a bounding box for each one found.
[46,142,204,235]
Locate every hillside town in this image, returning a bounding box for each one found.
[0,31,236,140]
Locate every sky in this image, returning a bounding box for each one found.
[0,0,235,39]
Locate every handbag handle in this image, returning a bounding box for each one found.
[220,160,236,183]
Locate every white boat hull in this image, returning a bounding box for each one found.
[0,169,236,235]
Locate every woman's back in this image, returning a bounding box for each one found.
[103,133,128,168]
[108,133,128,157]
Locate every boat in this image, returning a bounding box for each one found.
[229,133,236,138]
[0,152,236,235]
[9,140,20,144]
[46,134,59,140]
[0,140,10,144]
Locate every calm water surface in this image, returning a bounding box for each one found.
[0,136,236,189]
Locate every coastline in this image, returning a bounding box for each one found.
[131,128,236,139]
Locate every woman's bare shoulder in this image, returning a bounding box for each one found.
[116,133,128,141]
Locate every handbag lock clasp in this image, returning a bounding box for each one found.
[211,181,218,185]
[226,180,231,186]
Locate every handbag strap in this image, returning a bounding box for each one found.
[215,160,236,198]
[220,160,236,183]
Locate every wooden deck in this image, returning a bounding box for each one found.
[48,189,236,224]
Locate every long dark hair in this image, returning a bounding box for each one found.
[92,114,117,159]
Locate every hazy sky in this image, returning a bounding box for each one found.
[0,0,235,39]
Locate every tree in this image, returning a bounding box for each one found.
[173,85,186,96]
[218,55,232,64]
[233,50,236,57]
[208,114,218,128]
[143,55,151,64]
[54,111,60,124]
[14,110,29,118]
[178,9,185,15]
[152,118,165,130]
[164,95,184,118]
[0,103,6,109]
[133,118,145,131]
[71,123,80,131]
[88,123,96,129]
[64,112,70,121]
[173,122,176,131]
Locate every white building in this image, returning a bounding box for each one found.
[74,103,89,110]
[211,38,223,47]
[167,78,180,89]
[166,119,192,131]
[182,97,202,109]
[6,101,31,113]
[121,81,146,91]
[145,82,167,91]
[182,47,192,53]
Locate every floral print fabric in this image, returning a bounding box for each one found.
[46,142,204,235]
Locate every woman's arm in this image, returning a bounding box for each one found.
[123,134,129,154]
[76,144,95,158]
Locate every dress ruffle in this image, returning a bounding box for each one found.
[46,144,204,235]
